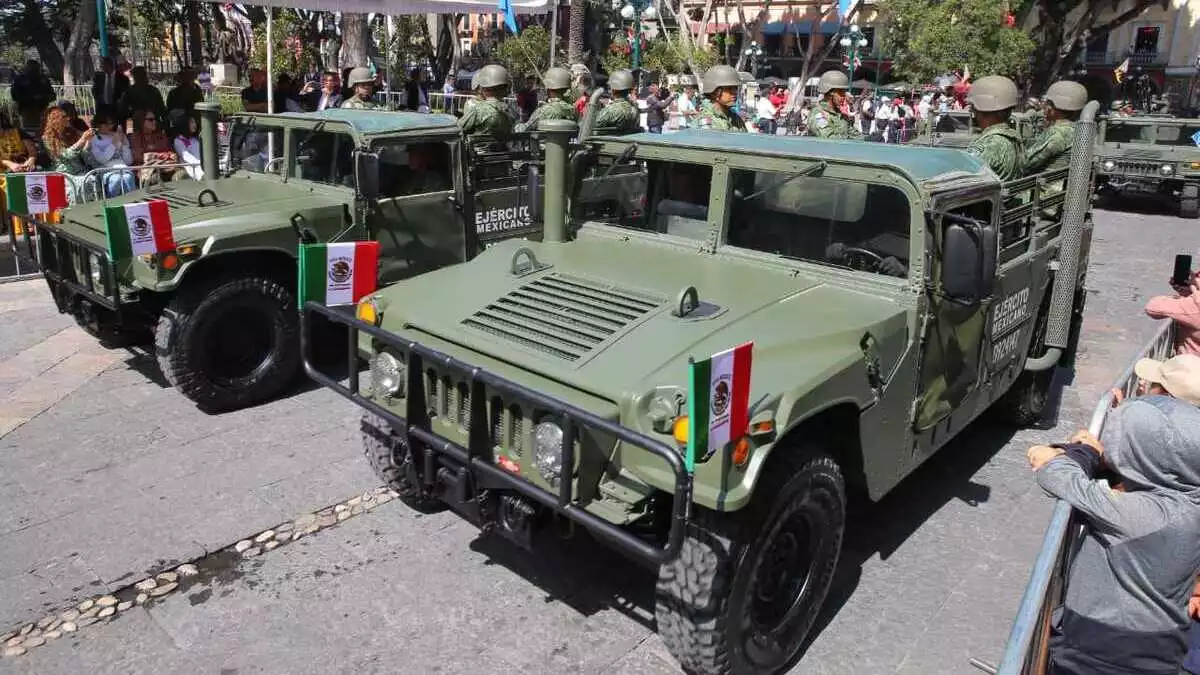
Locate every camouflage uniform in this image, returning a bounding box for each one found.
[516,97,577,132]
[697,99,746,132]
[594,97,641,133]
[967,124,1025,180]
[458,98,516,143]
[341,67,381,110]
[805,100,861,140]
[341,95,381,110]
[1024,120,1076,174]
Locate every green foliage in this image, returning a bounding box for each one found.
[251,9,317,77]
[641,35,718,75]
[496,25,563,81]
[879,0,1035,84]
[600,33,631,75]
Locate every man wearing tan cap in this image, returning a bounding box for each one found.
[1113,353,1200,406]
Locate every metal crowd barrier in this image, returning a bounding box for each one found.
[71,162,204,203]
[985,319,1178,675]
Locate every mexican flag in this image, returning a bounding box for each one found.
[104,200,176,261]
[298,241,380,308]
[6,174,68,215]
[686,342,753,472]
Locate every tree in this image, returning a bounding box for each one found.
[641,34,718,75]
[1018,0,1168,93]
[62,0,97,85]
[878,0,1035,85]
[568,0,585,65]
[341,12,371,69]
[497,25,563,81]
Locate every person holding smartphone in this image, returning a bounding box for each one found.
[1145,255,1200,356]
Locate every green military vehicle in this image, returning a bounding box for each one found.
[14,105,542,411]
[918,109,1038,148]
[305,101,1099,674]
[1094,114,1200,218]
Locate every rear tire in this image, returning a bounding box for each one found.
[154,275,300,412]
[655,448,845,675]
[361,413,444,512]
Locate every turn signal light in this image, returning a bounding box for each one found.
[1191,162,1200,170]
[356,300,379,326]
[672,416,689,446]
[732,437,752,468]
[160,253,180,271]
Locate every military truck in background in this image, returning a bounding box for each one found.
[305,101,1100,674]
[1093,114,1200,218]
[14,106,542,411]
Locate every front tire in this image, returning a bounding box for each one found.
[154,275,300,412]
[361,413,444,511]
[656,449,846,675]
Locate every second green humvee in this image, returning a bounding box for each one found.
[305,103,1099,674]
[1094,114,1200,218]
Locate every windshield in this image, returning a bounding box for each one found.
[1104,121,1200,146]
[228,122,283,174]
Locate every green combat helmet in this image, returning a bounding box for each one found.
[817,70,850,95]
[1044,80,1087,112]
[701,65,741,94]
[544,67,572,91]
[475,64,511,90]
[348,67,374,87]
[609,69,635,92]
[967,75,1019,112]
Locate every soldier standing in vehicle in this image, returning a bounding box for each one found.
[458,64,516,143]
[516,67,578,132]
[594,69,642,133]
[965,75,1025,180]
[1025,80,1087,174]
[340,68,382,110]
[805,71,861,140]
[696,65,747,132]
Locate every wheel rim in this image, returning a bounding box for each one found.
[197,303,276,386]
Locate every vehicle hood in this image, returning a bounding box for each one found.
[54,177,349,247]
[377,236,909,403]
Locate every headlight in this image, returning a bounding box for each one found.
[89,252,103,290]
[1161,163,1175,175]
[369,352,404,397]
[1102,160,1116,172]
[532,421,564,485]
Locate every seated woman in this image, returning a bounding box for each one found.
[87,110,136,197]
[0,110,36,173]
[131,109,179,186]
[171,115,203,181]
[42,107,98,202]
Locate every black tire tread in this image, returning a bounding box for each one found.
[361,413,444,511]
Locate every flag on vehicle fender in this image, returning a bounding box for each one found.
[298,241,380,308]
[687,342,753,472]
[6,173,67,215]
[104,200,175,261]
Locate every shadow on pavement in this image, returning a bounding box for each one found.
[1095,192,1179,217]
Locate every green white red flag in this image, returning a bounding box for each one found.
[298,241,380,307]
[6,174,68,215]
[686,341,753,472]
[104,200,176,260]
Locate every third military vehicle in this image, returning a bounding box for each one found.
[305,101,1100,674]
[1094,114,1200,218]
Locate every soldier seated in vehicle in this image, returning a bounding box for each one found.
[653,163,711,238]
[377,142,452,196]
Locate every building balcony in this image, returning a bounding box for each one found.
[1082,50,1167,67]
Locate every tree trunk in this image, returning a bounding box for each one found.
[62,0,97,86]
[21,0,65,77]
[186,1,203,66]
[568,0,585,65]
[341,13,370,68]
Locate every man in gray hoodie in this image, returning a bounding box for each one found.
[1028,390,1200,674]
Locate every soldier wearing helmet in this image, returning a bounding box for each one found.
[516,67,578,132]
[1025,80,1087,175]
[458,63,515,143]
[965,75,1025,180]
[804,70,861,140]
[696,65,746,132]
[594,69,642,134]
[340,67,381,110]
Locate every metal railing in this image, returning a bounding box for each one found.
[70,162,205,203]
[0,84,245,122]
[988,319,1178,675]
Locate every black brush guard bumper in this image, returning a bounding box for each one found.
[301,300,692,567]
[10,216,122,313]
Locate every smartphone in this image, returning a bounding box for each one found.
[1173,253,1193,287]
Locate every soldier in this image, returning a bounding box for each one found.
[696,65,746,132]
[458,64,516,143]
[805,71,861,140]
[516,67,578,132]
[965,75,1025,180]
[594,69,642,134]
[340,67,382,110]
[1025,80,1087,175]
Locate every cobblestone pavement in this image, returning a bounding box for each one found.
[0,205,1192,675]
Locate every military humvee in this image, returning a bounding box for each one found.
[1094,115,1200,218]
[305,102,1099,674]
[14,105,541,411]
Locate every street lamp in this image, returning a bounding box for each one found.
[620,0,656,73]
[743,40,764,77]
[839,23,868,84]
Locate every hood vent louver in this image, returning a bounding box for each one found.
[462,273,664,361]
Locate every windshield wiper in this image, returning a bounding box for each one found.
[737,161,827,202]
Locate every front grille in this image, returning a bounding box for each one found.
[37,227,110,296]
[1113,161,1161,177]
[425,370,527,456]
[462,273,664,361]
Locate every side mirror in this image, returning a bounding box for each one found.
[941,217,996,303]
[356,151,379,201]
[526,163,542,223]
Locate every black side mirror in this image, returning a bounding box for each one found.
[941,215,997,303]
[526,163,542,223]
[356,151,379,201]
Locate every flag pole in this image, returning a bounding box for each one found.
[685,355,696,474]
